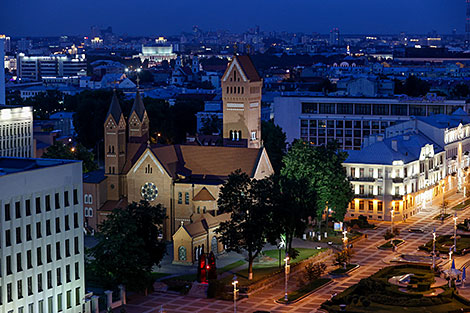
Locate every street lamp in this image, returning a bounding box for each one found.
[284,254,290,302]
[449,247,453,262]
[454,213,458,253]
[232,275,238,313]
[391,209,395,233]
[342,229,348,250]
[432,228,436,269]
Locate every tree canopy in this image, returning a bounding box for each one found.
[261,120,287,173]
[87,201,167,291]
[216,170,278,280]
[394,75,430,97]
[42,142,98,173]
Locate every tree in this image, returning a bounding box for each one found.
[261,120,287,173]
[200,115,222,135]
[451,83,470,99]
[334,248,353,269]
[42,142,99,173]
[87,201,166,292]
[280,141,353,242]
[216,170,277,280]
[394,75,430,97]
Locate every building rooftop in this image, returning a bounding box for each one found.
[0,157,77,176]
[83,169,106,184]
[345,132,443,165]
[415,109,470,129]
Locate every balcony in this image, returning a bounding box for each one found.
[349,176,375,182]
[392,194,403,200]
[355,194,376,199]
[392,177,404,183]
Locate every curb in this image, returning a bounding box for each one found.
[377,239,405,250]
[274,279,334,305]
[329,264,360,277]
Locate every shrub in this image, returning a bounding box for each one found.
[360,296,371,307]
[384,229,395,240]
[305,262,327,283]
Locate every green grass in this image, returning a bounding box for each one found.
[164,273,197,282]
[420,234,470,254]
[378,239,404,249]
[217,260,246,275]
[321,265,470,313]
[451,198,470,211]
[330,263,358,275]
[263,248,325,264]
[433,213,452,220]
[150,272,171,281]
[277,278,331,303]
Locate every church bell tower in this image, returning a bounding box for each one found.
[221,55,263,148]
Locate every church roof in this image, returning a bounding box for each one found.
[130,90,146,120]
[193,187,216,201]
[235,55,261,82]
[148,145,264,182]
[182,212,231,237]
[106,92,123,122]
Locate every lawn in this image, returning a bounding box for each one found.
[217,260,245,275]
[150,272,171,281]
[263,248,325,264]
[378,239,404,250]
[451,198,470,211]
[277,278,331,303]
[433,213,452,220]
[330,263,358,275]
[420,234,470,254]
[321,265,470,313]
[221,248,325,287]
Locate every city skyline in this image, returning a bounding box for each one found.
[0,0,466,37]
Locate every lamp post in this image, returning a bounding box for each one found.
[342,229,348,250]
[449,247,453,262]
[391,209,394,233]
[284,254,290,302]
[432,228,436,269]
[232,275,238,313]
[454,213,458,253]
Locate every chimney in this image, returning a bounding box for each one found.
[377,135,384,142]
[391,140,398,151]
[403,135,410,141]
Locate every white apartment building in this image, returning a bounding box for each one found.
[273,95,469,150]
[343,111,470,222]
[0,158,85,313]
[0,106,34,158]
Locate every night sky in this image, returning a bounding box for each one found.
[0,0,465,36]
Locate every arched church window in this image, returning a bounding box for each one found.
[238,87,240,93]
[229,130,233,140]
[178,246,187,261]
[241,87,244,94]
[226,86,229,94]
[211,237,218,254]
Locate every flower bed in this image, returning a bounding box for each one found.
[329,263,359,275]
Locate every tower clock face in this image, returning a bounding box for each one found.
[141,182,158,201]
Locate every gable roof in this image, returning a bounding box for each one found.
[193,187,216,201]
[148,145,264,182]
[106,92,123,122]
[183,212,231,237]
[130,90,146,120]
[235,55,261,82]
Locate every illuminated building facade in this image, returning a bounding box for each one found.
[274,96,469,150]
[0,105,34,158]
[0,158,85,313]
[343,111,470,222]
[17,54,86,81]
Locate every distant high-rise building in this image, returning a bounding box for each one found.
[0,37,5,105]
[329,28,340,46]
[0,35,11,52]
[466,0,470,46]
[0,105,34,157]
[17,38,32,53]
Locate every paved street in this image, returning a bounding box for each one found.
[117,191,470,313]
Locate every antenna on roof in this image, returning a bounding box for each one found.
[136,75,140,89]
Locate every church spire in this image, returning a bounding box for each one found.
[106,90,123,122]
[130,89,146,121]
[128,88,149,143]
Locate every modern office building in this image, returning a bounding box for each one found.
[0,105,34,157]
[17,54,87,81]
[343,111,470,222]
[273,95,469,150]
[0,157,85,313]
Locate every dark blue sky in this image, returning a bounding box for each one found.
[0,0,465,37]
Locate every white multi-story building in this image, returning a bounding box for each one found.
[0,157,85,313]
[0,105,34,158]
[17,54,86,82]
[343,111,470,222]
[273,95,469,150]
